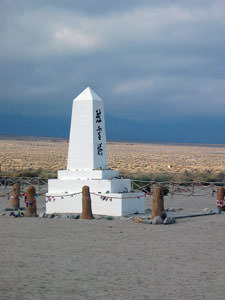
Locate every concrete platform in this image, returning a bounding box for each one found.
[46,191,145,216]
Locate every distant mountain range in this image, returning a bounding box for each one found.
[0,113,224,144]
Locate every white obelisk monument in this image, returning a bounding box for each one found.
[67,87,108,171]
[46,87,145,216]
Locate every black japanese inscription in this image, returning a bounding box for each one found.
[96,109,102,123]
[96,125,102,140]
[97,143,103,156]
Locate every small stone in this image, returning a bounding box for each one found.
[202,208,213,214]
[166,208,183,212]
[39,212,46,218]
[152,216,163,225]
[145,208,152,213]
[60,214,69,219]
[95,216,105,220]
[166,208,176,212]
[4,208,14,212]
[163,217,176,225]
[135,217,143,223]
[68,214,80,219]
[48,214,55,219]
[143,219,152,224]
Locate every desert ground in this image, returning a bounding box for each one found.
[0,138,225,299]
[0,138,225,181]
[0,185,225,300]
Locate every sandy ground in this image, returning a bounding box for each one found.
[1,186,225,300]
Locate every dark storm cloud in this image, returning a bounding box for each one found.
[0,0,225,121]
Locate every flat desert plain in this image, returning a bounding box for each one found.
[0,137,225,300]
[0,138,225,180]
[1,184,225,300]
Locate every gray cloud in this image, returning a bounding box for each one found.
[0,0,225,122]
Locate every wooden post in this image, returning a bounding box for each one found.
[217,187,225,211]
[217,187,225,200]
[10,183,20,210]
[24,186,37,217]
[80,186,94,219]
[152,186,164,218]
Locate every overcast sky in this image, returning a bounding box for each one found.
[1,0,225,122]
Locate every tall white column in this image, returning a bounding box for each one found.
[67,87,108,170]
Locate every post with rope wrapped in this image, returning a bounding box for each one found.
[152,186,164,218]
[10,183,20,210]
[216,187,225,212]
[24,186,38,217]
[80,186,94,219]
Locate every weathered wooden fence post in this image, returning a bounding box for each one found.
[10,183,20,210]
[80,186,94,219]
[217,187,225,212]
[152,186,164,218]
[24,186,37,217]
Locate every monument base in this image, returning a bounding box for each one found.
[46,169,145,216]
[46,191,145,216]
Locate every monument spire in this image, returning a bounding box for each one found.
[67,87,108,170]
